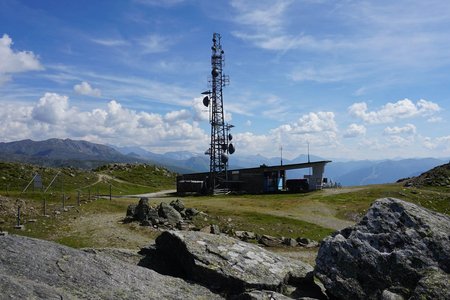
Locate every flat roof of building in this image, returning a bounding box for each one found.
[180,160,332,176]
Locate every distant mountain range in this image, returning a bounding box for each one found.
[0,138,448,186]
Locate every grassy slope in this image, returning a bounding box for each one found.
[1,160,448,250]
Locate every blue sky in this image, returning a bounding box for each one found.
[1,0,449,160]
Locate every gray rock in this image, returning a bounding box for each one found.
[158,202,183,226]
[0,234,223,299]
[315,198,450,300]
[126,204,137,217]
[185,207,199,218]
[169,199,185,212]
[210,224,221,234]
[259,235,282,247]
[410,267,450,300]
[153,231,316,296]
[235,231,257,241]
[135,197,150,221]
[296,237,318,248]
[147,208,160,225]
[234,290,292,300]
[283,238,297,247]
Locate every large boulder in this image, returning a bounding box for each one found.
[315,198,450,300]
[149,231,320,297]
[0,234,223,299]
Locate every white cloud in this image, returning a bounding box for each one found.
[219,110,340,158]
[423,135,450,150]
[0,93,209,152]
[91,38,128,47]
[387,135,415,147]
[0,34,42,84]
[384,124,416,135]
[291,112,337,134]
[290,65,358,83]
[348,99,441,124]
[427,116,443,123]
[31,93,71,124]
[164,109,191,123]
[74,81,101,97]
[344,124,366,138]
[138,34,174,54]
[192,97,210,122]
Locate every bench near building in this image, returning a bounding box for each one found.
[177,160,331,194]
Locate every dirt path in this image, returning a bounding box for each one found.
[127,189,176,198]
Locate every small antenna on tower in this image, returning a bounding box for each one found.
[280,145,283,166]
[307,141,310,163]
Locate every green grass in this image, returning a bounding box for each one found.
[2,161,449,249]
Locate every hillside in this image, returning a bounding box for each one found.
[0,138,146,169]
[402,162,450,188]
[0,161,176,199]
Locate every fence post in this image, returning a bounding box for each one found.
[43,196,47,216]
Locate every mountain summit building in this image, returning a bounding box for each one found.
[177,160,331,194]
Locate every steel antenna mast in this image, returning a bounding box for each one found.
[202,33,234,193]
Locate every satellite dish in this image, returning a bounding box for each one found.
[221,153,228,163]
[228,133,233,141]
[228,143,235,154]
[212,68,219,77]
[203,96,210,107]
[222,144,228,151]
[204,148,211,155]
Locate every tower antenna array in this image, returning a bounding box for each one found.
[202,33,235,193]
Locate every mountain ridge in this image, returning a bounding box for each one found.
[0,138,447,186]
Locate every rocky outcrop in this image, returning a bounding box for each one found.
[142,230,324,298]
[0,234,223,299]
[126,198,199,229]
[315,197,450,300]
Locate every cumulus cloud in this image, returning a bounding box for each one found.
[0,34,42,84]
[423,135,450,150]
[31,93,71,124]
[233,111,339,158]
[0,93,209,152]
[74,81,101,97]
[348,99,441,124]
[344,123,366,138]
[291,112,337,134]
[384,124,416,135]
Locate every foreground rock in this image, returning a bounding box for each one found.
[144,230,324,298]
[315,198,450,300]
[0,234,223,299]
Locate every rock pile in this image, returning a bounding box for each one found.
[315,197,450,300]
[234,231,318,249]
[125,198,199,229]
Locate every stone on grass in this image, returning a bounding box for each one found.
[259,235,282,247]
[169,199,185,212]
[158,202,183,226]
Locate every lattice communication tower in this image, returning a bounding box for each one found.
[202,33,235,192]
